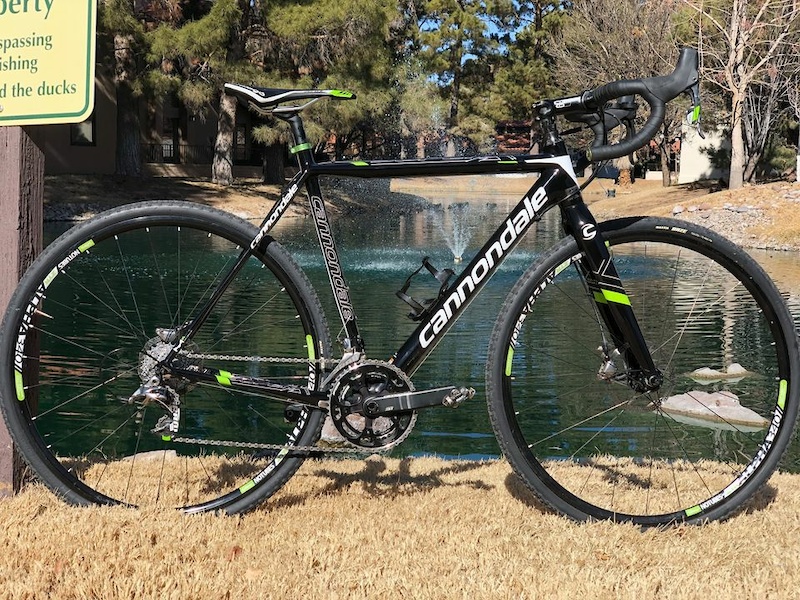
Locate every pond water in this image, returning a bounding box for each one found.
[42,180,800,470]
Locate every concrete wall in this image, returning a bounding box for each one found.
[678,123,729,184]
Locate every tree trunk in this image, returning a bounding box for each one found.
[660,123,671,187]
[796,140,800,183]
[212,91,237,186]
[743,153,759,183]
[262,142,285,184]
[614,155,633,189]
[113,33,141,177]
[661,145,671,187]
[729,93,745,189]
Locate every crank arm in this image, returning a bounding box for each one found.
[168,366,328,408]
[363,386,475,416]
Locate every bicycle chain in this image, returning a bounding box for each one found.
[169,435,401,456]
[175,355,414,455]
[182,351,338,367]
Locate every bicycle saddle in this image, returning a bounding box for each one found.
[224,83,355,114]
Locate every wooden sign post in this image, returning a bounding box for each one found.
[0,127,43,495]
[0,0,97,495]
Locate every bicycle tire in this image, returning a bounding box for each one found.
[487,216,799,525]
[0,201,331,514]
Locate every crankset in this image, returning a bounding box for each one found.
[327,360,476,451]
[328,360,418,450]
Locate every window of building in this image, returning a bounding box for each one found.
[70,114,96,146]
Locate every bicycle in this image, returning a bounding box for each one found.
[1,47,798,526]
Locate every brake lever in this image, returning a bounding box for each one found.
[686,82,705,139]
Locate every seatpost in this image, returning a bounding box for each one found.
[282,113,315,168]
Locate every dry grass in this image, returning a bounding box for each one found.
[2,456,800,599]
[27,175,800,597]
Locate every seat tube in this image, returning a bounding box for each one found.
[561,200,661,389]
[283,114,364,352]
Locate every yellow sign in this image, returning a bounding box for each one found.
[0,0,97,126]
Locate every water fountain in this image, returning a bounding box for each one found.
[429,201,490,263]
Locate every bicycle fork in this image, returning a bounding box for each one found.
[561,200,663,393]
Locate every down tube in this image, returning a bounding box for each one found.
[392,167,579,375]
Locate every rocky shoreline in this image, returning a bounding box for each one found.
[593,181,800,253]
[41,176,800,253]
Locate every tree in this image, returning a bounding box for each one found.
[148,0,263,186]
[100,0,148,177]
[742,55,791,181]
[477,1,564,123]
[260,0,407,163]
[418,0,515,154]
[682,0,800,189]
[550,0,684,186]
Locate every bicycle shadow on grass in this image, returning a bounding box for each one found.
[265,457,495,511]
[503,471,779,521]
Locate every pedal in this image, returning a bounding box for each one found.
[442,386,475,408]
[396,257,455,321]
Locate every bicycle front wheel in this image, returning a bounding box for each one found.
[0,202,331,514]
[487,217,799,525]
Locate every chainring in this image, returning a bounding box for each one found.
[328,360,417,450]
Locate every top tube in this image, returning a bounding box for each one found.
[306,153,579,182]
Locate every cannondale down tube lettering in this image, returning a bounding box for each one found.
[393,166,579,375]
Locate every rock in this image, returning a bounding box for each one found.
[688,363,752,383]
[661,390,769,431]
[672,205,684,215]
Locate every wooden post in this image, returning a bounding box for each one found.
[0,126,43,496]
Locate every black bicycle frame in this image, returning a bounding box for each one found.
[167,114,659,406]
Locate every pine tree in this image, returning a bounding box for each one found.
[99,0,147,177]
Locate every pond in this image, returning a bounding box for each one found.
[42,177,800,471]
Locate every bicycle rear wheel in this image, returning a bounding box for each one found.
[0,202,331,514]
[487,216,799,525]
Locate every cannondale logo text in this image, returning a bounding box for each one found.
[419,187,549,348]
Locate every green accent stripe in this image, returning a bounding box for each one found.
[498,160,518,164]
[290,142,312,155]
[505,348,514,376]
[43,267,59,288]
[239,480,256,494]
[351,160,369,166]
[161,435,172,442]
[306,334,315,361]
[779,379,788,410]
[330,89,355,98]
[554,260,571,276]
[594,289,631,306]
[685,504,702,517]
[78,240,95,252]
[15,370,24,401]
[216,370,232,386]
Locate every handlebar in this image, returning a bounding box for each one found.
[540,47,700,163]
